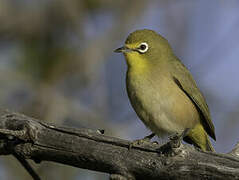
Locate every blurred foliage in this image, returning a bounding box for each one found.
[0,0,149,179]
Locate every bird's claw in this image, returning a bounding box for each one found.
[169,128,190,148]
[129,133,155,150]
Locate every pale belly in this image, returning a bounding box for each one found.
[127,73,200,137]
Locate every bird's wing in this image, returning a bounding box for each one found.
[170,58,216,140]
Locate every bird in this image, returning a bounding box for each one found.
[114,29,216,151]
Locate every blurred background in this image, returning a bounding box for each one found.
[0,0,239,179]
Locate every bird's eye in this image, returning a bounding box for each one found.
[138,42,149,53]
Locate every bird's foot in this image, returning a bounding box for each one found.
[129,133,156,150]
[169,128,190,148]
[159,129,191,156]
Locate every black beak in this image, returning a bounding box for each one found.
[114,46,131,53]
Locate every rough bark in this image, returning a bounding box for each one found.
[0,109,239,180]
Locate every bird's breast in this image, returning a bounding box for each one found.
[126,69,200,136]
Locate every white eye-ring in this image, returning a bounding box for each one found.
[138,42,149,53]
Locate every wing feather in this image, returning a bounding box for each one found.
[171,58,216,140]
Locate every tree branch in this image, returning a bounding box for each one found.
[0,109,239,180]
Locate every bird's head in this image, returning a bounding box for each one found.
[114,29,173,71]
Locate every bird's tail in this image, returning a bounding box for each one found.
[205,134,215,152]
[183,123,215,152]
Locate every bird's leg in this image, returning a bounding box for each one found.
[129,133,156,149]
[169,128,190,148]
[143,133,156,140]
